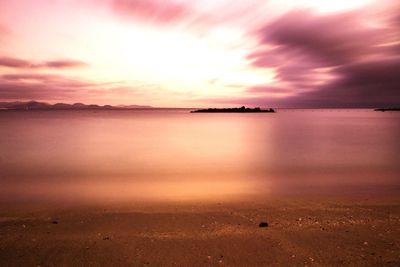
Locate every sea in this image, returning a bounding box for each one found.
[0,109,399,204]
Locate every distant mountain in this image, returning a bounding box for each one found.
[0,101,153,110]
[117,104,153,109]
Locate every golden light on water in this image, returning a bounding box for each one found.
[1,110,399,204]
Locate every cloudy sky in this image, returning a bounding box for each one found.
[0,0,399,107]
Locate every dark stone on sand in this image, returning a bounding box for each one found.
[103,236,110,240]
[259,222,269,227]
[51,221,58,224]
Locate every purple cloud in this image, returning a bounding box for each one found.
[258,11,380,66]
[242,8,400,107]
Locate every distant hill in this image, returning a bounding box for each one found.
[0,101,153,110]
[117,104,154,109]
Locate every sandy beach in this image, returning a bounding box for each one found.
[1,195,399,266]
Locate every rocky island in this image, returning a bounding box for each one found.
[374,107,400,112]
[191,106,275,113]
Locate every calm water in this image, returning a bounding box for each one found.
[0,109,399,203]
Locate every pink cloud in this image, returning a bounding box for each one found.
[0,57,88,69]
[1,73,94,88]
[1,0,399,107]
[43,60,88,68]
[111,0,190,24]
[0,72,153,104]
[0,73,98,101]
[0,24,9,39]
[108,0,268,32]
[0,57,32,68]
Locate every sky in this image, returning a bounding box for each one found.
[0,0,399,107]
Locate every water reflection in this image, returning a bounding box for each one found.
[0,109,399,203]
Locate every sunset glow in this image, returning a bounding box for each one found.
[1,2,400,265]
[0,0,398,107]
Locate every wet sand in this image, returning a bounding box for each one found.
[0,195,399,266]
